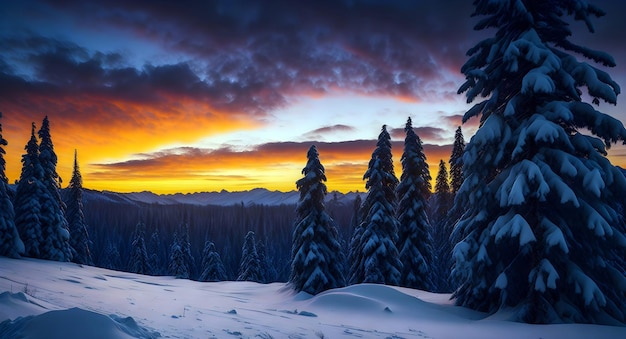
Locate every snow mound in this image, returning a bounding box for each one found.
[309,284,417,309]
[0,307,159,339]
[0,292,49,321]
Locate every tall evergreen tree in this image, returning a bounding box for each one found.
[179,222,195,278]
[38,116,72,261]
[237,231,262,282]
[453,0,626,324]
[449,127,465,195]
[148,230,163,275]
[128,222,151,275]
[0,112,24,258]
[290,145,345,294]
[347,194,362,282]
[168,234,189,279]
[396,118,432,290]
[66,150,93,265]
[351,125,402,285]
[15,123,45,258]
[199,241,228,282]
[435,160,450,194]
[430,159,454,293]
[256,240,270,283]
[102,240,121,270]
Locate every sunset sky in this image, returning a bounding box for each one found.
[1,0,625,194]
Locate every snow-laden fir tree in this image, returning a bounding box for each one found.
[256,240,270,283]
[37,116,72,261]
[0,112,24,258]
[148,230,163,275]
[351,125,402,285]
[290,145,345,294]
[14,123,45,258]
[199,241,228,282]
[237,231,262,282]
[396,118,432,290]
[346,194,362,280]
[453,0,626,324]
[65,150,93,265]
[128,222,151,275]
[178,222,195,278]
[430,160,454,292]
[168,234,189,279]
[102,240,121,270]
[449,127,465,195]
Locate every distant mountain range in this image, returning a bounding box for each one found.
[82,187,365,207]
[10,166,626,207]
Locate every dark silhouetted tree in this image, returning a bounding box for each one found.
[449,126,465,195]
[430,159,454,292]
[66,150,93,265]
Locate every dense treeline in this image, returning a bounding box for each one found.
[82,197,356,282]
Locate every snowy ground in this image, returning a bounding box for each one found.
[1,257,624,339]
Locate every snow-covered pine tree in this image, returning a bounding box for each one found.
[351,125,402,285]
[65,150,93,265]
[290,145,345,294]
[14,123,45,258]
[102,240,121,270]
[199,241,228,282]
[346,194,362,281]
[168,234,189,279]
[256,240,269,283]
[128,222,151,275]
[453,0,626,324]
[396,118,432,290]
[430,159,454,293]
[0,112,24,258]
[179,222,196,278]
[449,127,465,195]
[37,116,72,261]
[237,231,262,282]
[148,230,163,275]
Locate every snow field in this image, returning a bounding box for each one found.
[1,257,625,338]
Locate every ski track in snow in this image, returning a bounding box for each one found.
[1,257,625,339]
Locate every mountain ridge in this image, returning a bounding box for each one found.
[81,187,365,207]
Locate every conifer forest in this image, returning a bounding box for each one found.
[1,0,626,328]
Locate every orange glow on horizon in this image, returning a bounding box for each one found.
[4,96,626,195]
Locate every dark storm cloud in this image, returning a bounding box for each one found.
[0,34,293,122]
[2,0,625,121]
[2,0,481,112]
